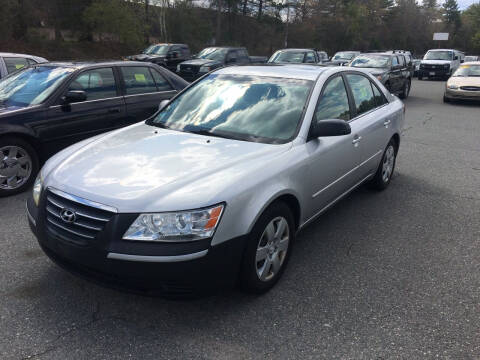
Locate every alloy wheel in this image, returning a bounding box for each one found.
[255,216,290,282]
[381,145,395,183]
[0,146,33,190]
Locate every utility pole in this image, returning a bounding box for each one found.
[284,3,291,47]
[145,0,150,44]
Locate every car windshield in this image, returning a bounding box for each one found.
[146,45,169,55]
[424,51,453,60]
[196,48,229,61]
[350,55,390,68]
[333,52,356,60]
[269,51,306,63]
[452,65,480,77]
[149,74,313,143]
[142,45,155,54]
[0,66,74,108]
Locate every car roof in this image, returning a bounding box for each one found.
[276,48,315,52]
[0,52,47,61]
[215,64,329,81]
[35,61,157,69]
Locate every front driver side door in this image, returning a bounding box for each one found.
[304,74,363,220]
[42,67,126,156]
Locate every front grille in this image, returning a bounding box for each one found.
[45,189,116,246]
[460,86,480,91]
[421,64,448,70]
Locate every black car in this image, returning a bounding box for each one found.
[0,61,188,196]
[177,47,252,82]
[268,48,320,64]
[126,43,191,73]
[349,52,412,99]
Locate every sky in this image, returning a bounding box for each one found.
[455,0,478,10]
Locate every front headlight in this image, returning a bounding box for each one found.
[32,173,43,206]
[176,64,181,72]
[447,84,459,90]
[123,204,224,242]
[199,65,211,73]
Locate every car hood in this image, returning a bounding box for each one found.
[421,59,451,65]
[180,59,220,67]
[45,123,291,212]
[448,76,480,87]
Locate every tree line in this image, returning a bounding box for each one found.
[1,0,479,59]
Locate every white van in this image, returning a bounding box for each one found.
[418,49,464,80]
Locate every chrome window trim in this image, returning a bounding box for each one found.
[48,187,118,213]
[48,95,124,110]
[107,250,209,263]
[123,90,176,99]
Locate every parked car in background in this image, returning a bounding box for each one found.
[349,52,412,98]
[412,58,421,77]
[28,64,404,296]
[0,52,47,79]
[329,51,361,65]
[125,43,191,73]
[176,47,253,82]
[464,56,479,62]
[385,50,414,78]
[418,49,464,80]
[268,49,320,64]
[317,51,329,63]
[444,62,480,103]
[0,61,188,196]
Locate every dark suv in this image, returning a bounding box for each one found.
[0,61,188,196]
[126,43,191,73]
[349,52,412,98]
[177,47,252,82]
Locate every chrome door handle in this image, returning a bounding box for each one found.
[383,119,391,127]
[352,136,362,145]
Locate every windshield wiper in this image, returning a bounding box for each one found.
[183,128,232,139]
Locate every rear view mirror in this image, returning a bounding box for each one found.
[63,90,87,104]
[158,99,169,111]
[309,119,351,140]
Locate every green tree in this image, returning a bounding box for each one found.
[443,0,461,28]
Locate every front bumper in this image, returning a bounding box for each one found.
[445,88,480,101]
[27,193,246,296]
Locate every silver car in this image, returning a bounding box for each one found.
[28,65,404,296]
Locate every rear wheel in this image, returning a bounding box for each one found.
[368,139,397,191]
[239,202,294,294]
[0,137,39,197]
[399,79,411,99]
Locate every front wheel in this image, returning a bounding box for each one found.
[368,139,397,191]
[239,202,294,294]
[0,137,39,197]
[443,94,450,103]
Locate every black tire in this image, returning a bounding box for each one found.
[239,201,295,294]
[399,79,411,99]
[384,81,392,92]
[368,138,397,191]
[418,75,422,80]
[443,95,450,103]
[0,136,39,197]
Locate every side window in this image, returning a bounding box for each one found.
[305,52,316,63]
[121,66,157,95]
[345,74,377,116]
[315,76,351,121]
[392,56,399,67]
[68,68,117,101]
[405,55,411,65]
[398,55,405,67]
[227,51,238,63]
[371,82,388,107]
[4,57,29,73]
[151,69,173,92]
[238,49,249,60]
[27,58,38,66]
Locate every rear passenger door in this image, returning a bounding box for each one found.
[43,67,126,155]
[344,72,391,177]
[119,65,177,124]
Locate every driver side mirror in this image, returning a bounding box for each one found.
[309,119,351,140]
[454,56,459,60]
[158,99,169,111]
[62,90,87,104]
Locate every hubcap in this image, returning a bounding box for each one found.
[255,216,290,282]
[381,145,395,183]
[0,146,32,190]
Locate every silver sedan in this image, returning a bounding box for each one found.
[28,65,405,296]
